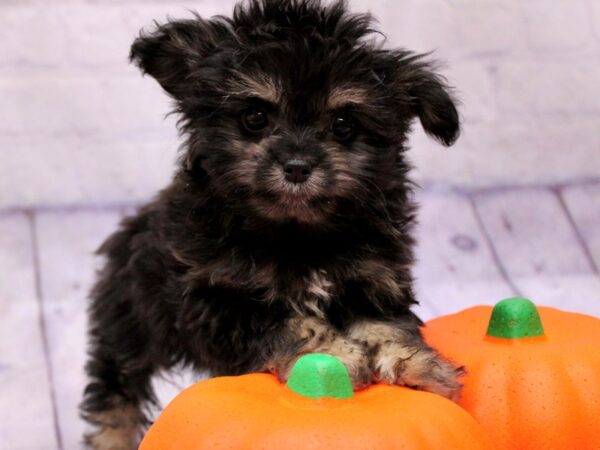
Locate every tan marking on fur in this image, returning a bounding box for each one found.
[291,316,333,344]
[245,141,268,158]
[376,342,462,400]
[301,300,327,319]
[348,321,418,382]
[285,270,334,319]
[85,405,143,450]
[263,164,327,198]
[289,297,327,321]
[306,269,333,301]
[348,320,411,346]
[352,259,404,297]
[375,344,428,382]
[319,337,370,388]
[250,165,331,224]
[227,137,275,188]
[327,86,369,109]
[231,137,273,158]
[230,71,281,104]
[227,140,260,185]
[348,321,463,399]
[327,144,367,195]
[281,317,371,388]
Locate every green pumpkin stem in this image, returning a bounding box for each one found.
[486,297,545,339]
[286,354,354,399]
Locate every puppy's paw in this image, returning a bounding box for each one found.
[323,337,373,389]
[374,343,464,400]
[85,426,139,450]
[267,338,372,390]
[83,404,143,450]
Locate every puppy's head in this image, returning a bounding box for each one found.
[130,0,459,224]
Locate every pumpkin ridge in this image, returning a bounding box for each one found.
[559,349,600,443]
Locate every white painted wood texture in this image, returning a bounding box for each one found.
[561,183,600,270]
[34,210,200,449]
[0,214,58,449]
[35,210,123,450]
[472,188,600,316]
[413,189,514,317]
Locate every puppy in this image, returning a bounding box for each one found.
[80,0,463,448]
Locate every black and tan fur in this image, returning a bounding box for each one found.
[81,0,463,448]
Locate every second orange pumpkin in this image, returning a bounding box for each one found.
[423,297,600,450]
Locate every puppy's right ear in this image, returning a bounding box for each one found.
[129,17,226,99]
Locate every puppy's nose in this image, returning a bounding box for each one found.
[283,159,312,184]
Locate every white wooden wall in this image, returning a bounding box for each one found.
[1,0,600,210]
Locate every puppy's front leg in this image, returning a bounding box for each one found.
[266,316,372,389]
[348,319,464,400]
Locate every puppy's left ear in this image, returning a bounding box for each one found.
[129,16,227,99]
[391,54,460,146]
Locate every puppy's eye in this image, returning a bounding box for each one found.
[331,115,355,141]
[241,107,268,132]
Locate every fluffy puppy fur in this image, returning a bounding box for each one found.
[80,0,463,448]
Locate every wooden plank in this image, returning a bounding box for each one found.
[35,210,201,448]
[561,183,600,271]
[413,189,514,317]
[473,188,600,317]
[36,210,123,449]
[0,214,58,449]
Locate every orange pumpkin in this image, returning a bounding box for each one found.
[423,297,600,450]
[141,354,492,449]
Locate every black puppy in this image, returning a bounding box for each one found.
[81,0,463,448]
